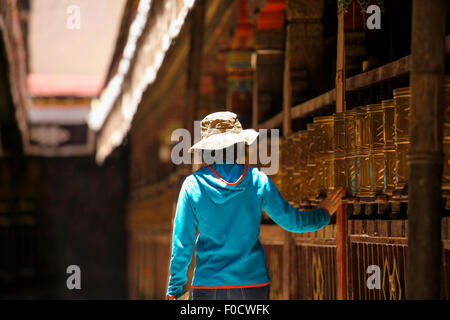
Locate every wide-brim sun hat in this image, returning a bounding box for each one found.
[189,111,259,152]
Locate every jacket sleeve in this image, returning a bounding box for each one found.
[261,171,330,233]
[166,178,198,298]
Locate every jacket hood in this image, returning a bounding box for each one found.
[193,163,249,204]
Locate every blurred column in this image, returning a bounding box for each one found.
[226,0,254,128]
[407,0,446,299]
[286,0,324,106]
[253,0,285,127]
[343,1,366,77]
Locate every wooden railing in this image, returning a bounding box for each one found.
[258,35,450,130]
[259,217,450,300]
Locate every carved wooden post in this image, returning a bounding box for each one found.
[183,0,206,292]
[342,1,366,77]
[336,0,347,300]
[407,0,446,299]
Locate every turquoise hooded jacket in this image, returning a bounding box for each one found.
[166,163,330,297]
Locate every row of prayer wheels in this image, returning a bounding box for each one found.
[276,85,448,209]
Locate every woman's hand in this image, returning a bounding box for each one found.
[319,187,344,215]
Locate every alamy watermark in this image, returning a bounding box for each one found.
[366,5,381,30]
[366,264,381,290]
[66,265,81,290]
[66,5,81,30]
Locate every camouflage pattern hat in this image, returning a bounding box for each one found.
[189,111,259,152]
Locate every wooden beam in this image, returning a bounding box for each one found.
[291,89,336,119]
[345,55,409,91]
[259,55,408,128]
[259,110,283,129]
[335,2,345,113]
[258,35,450,129]
[259,89,336,129]
[335,0,347,301]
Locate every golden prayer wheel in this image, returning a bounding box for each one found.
[306,123,318,202]
[367,104,384,149]
[262,136,281,223]
[298,130,309,204]
[355,106,370,150]
[367,103,384,196]
[324,156,335,195]
[290,132,302,208]
[356,150,371,198]
[333,113,346,195]
[271,137,284,195]
[354,106,371,198]
[282,134,295,204]
[344,109,357,198]
[382,99,396,196]
[393,87,411,193]
[313,116,334,197]
[298,130,308,168]
[312,120,324,199]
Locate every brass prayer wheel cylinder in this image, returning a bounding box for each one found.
[367,104,384,150]
[290,132,302,206]
[298,131,308,168]
[333,113,346,154]
[393,87,411,191]
[324,156,335,194]
[265,137,283,199]
[289,172,302,208]
[298,131,309,201]
[313,116,334,157]
[313,119,324,196]
[345,153,357,198]
[344,110,357,198]
[333,113,346,193]
[345,110,356,153]
[282,135,295,203]
[291,132,302,164]
[369,149,385,196]
[355,106,370,152]
[274,138,286,198]
[383,146,396,196]
[298,167,308,204]
[382,99,395,146]
[382,99,396,196]
[282,135,294,171]
[313,116,334,195]
[334,152,346,197]
[356,149,371,198]
[367,103,384,197]
[315,155,325,197]
[306,123,318,202]
[354,107,370,198]
[395,141,409,191]
[307,123,317,166]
